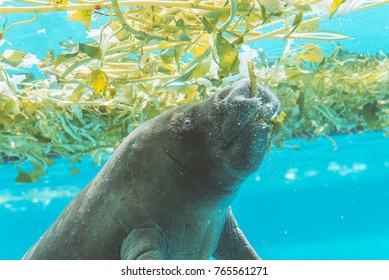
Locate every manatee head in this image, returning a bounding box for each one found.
[142,78,279,192]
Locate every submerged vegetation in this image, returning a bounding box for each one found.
[0,0,388,182]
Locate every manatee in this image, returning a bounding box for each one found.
[23,78,280,260]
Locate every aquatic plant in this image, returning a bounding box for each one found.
[261,46,389,149]
[0,0,388,182]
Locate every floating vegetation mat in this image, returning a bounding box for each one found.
[0,0,388,182]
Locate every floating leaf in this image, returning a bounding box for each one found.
[89,69,108,94]
[79,43,103,59]
[70,167,80,175]
[68,10,93,30]
[201,16,214,33]
[330,0,347,19]
[16,168,33,183]
[283,12,303,41]
[54,45,79,67]
[1,50,25,67]
[298,44,325,63]
[216,34,240,78]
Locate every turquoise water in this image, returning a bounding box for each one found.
[1,132,388,259]
[1,4,389,259]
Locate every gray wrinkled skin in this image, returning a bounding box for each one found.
[23,78,280,260]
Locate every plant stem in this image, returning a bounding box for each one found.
[0,1,229,14]
[111,0,175,41]
[220,0,237,33]
[0,13,39,35]
[357,0,389,12]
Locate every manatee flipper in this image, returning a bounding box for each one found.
[120,228,165,260]
[213,209,260,260]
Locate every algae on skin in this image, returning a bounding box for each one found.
[0,0,388,182]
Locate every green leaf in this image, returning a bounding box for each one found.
[1,51,26,67]
[70,167,80,175]
[260,4,267,20]
[45,157,55,167]
[292,11,303,26]
[176,19,191,41]
[54,45,79,67]
[201,16,214,34]
[29,171,42,182]
[79,43,103,59]
[298,44,325,63]
[283,12,303,41]
[16,167,33,183]
[216,34,240,78]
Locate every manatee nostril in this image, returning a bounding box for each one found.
[217,78,280,119]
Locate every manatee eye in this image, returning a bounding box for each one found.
[182,117,192,128]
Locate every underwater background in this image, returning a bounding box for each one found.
[1,3,389,260]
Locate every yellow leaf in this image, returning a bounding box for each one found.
[329,0,346,19]
[245,13,263,31]
[298,44,324,63]
[179,85,199,104]
[159,41,171,49]
[193,57,211,78]
[68,10,93,31]
[275,111,287,124]
[188,34,210,58]
[89,69,108,94]
[111,21,128,41]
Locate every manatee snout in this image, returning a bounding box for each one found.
[223,78,280,121]
[218,78,280,143]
